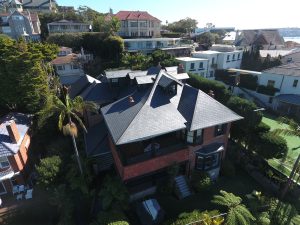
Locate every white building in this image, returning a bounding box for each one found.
[191,45,243,78]
[176,57,209,78]
[124,38,193,56]
[230,64,300,119]
[51,47,93,85]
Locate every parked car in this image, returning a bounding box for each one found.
[136,198,164,225]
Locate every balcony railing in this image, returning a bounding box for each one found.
[119,142,187,166]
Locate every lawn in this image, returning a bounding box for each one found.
[262,113,300,179]
[156,168,263,220]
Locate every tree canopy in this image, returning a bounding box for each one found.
[0,35,58,114]
[165,17,198,33]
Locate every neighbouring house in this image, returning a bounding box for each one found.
[114,10,161,38]
[0,0,41,41]
[51,47,93,85]
[181,45,243,79]
[72,66,242,198]
[124,37,193,56]
[0,113,32,196]
[191,26,235,38]
[259,49,298,59]
[229,63,300,119]
[47,19,91,34]
[223,31,237,44]
[176,57,209,78]
[22,0,57,13]
[280,49,300,64]
[235,29,285,50]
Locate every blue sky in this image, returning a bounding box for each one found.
[57,0,300,29]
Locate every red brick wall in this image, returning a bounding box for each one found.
[123,148,190,181]
[109,123,232,181]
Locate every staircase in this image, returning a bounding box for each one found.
[174,175,192,199]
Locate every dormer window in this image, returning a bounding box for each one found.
[168,84,177,95]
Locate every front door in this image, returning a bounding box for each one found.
[0,181,7,195]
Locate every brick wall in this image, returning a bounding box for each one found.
[109,123,232,181]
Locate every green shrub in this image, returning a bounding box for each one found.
[187,73,231,104]
[220,159,236,177]
[90,210,129,225]
[257,85,279,96]
[257,212,271,225]
[166,210,224,225]
[191,171,212,192]
[255,132,288,159]
[239,74,258,90]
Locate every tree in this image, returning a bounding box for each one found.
[150,49,178,67]
[212,190,255,225]
[36,155,62,187]
[166,17,198,34]
[99,176,129,210]
[0,35,58,114]
[38,87,98,174]
[196,32,221,47]
[121,52,150,70]
[274,118,300,198]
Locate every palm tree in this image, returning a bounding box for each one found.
[38,87,98,174]
[274,117,300,198]
[212,190,255,225]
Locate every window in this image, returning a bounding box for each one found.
[210,71,214,77]
[185,129,203,145]
[238,53,241,60]
[267,80,275,87]
[12,15,23,20]
[215,124,227,136]
[168,84,177,95]
[199,62,203,69]
[212,57,215,65]
[232,54,235,61]
[56,65,65,71]
[269,97,273,104]
[293,80,298,87]
[287,58,293,63]
[0,157,10,168]
[226,55,230,62]
[196,153,220,171]
[72,64,79,70]
[139,21,147,27]
[130,21,138,27]
[190,63,195,71]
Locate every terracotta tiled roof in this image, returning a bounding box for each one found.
[52,54,78,65]
[115,11,161,22]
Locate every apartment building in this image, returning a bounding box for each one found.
[115,11,161,38]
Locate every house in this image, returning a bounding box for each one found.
[74,66,242,197]
[114,10,161,38]
[22,0,57,13]
[235,29,285,50]
[47,19,91,34]
[229,63,300,119]
[51,47,93,85]
[176,57,209,78]
[179,45,243,79]
[124,37,193,56]
[0,113,32,196]
[280,49,300,64]
[0,0,41,41]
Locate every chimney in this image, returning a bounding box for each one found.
[6,120,20,143]
[128,96,135,105]
[177,64,184,74]
[208,90,215,98]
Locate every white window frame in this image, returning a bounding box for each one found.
[0,157,10,169]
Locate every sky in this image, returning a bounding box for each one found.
[57,0,300,29]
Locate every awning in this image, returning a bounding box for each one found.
[196,143,224,156]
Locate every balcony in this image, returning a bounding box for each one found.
[110,132,190,181]
[0,166,14,181]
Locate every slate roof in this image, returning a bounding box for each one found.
[84,120,110,157]
[115,11,161,22]
[102,71,242,145]
[262,63,300,77]
[275,94,300,106]
[0,113,31,157]
[105,69,132,79]
[69,75,100,98]
[22,0,52,8]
